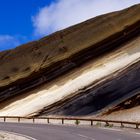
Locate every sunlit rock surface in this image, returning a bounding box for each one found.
[0,4,140,119]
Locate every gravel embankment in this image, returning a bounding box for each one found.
[0,131,30,140]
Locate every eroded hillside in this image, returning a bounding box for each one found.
[0,4,140,120]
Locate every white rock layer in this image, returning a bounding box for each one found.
[0,37,140,116]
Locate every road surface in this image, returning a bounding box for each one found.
[0,122,140,140]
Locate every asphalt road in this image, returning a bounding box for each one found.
[0,122,140,140]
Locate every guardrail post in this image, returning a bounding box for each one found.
[4,117,6,122]
[18,117,20,123]
[75,119,79,125]
[136,124,139,129]
[33,118,35,123]
[91,120,93,126]
[105,121,109,127]
[121,122,124,128]
[62,118,64,124]
[47,118,49,124]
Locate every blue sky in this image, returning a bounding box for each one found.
[0,0,140,51]
[0,0,53,51]
[0,0,52,36]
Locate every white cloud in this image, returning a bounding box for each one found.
[33,0,140,36]
[0,35,20,51]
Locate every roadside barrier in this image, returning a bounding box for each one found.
[0,116,139,129]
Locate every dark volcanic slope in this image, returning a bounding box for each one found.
[0,4,140,102]
[38,60,140,116]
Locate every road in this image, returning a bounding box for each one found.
[0,122,140,140]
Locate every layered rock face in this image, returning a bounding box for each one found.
[0,4,140,118]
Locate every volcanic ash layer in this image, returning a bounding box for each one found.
[0,4,140,119]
